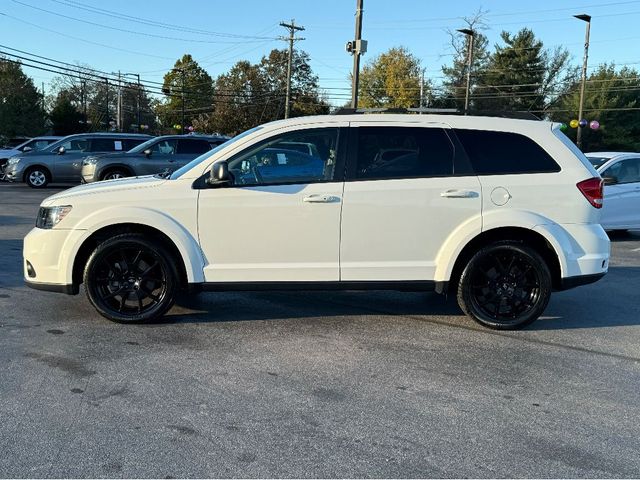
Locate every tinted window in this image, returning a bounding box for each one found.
[602,158,640,184]
[149,139,177,155]
[123,138,147,150]
[177,139,211,154]
[455,129,560,175]
[353,127,454,180]
[59,138,89,152]
[90,138,118,152]
[228,129,338,186]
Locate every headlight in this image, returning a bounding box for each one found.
[36,205,72,229]
[7,157,20,165]
[82,156,99,166]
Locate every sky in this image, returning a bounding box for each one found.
[1,0,639,106]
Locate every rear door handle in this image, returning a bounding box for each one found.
[303,194,340,203]
[440,189,478,198]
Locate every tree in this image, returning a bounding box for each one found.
[0,58,46,138]
[439,10,490,110]
[196,49,329,136]
[550,64,640,151]
[474,28,571,113]
[157,54,214,131]
[358,47,424,108]
[49,90,84,135]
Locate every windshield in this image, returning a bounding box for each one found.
[169,127,261,180]
[586,156,612,169]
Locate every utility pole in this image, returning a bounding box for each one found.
[41,82,45,111]
[116,71,122,132]
[80,79,87,119]
[457,28,475,115]
[349,0,365,109]
[419,69,425,114]
[279,19,305,119]
[123,73,142,130]
[574,14,591,150]
[104,77,109,129]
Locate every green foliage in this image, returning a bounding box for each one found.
[358,47,423,108]
[49,90,84,135]
[196,49,329,136]
[474,29,570,113]
[550,65,640,151]
[0,58,46,138]
[157,54,214,130]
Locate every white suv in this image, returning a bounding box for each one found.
[23,114,610,329]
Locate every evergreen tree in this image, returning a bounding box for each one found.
[0,58,46,138]
[49,90,84,135]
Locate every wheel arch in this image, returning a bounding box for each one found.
[69,210,204,288]
[97,163,134,180]
[440,226,564,293]
[22,163,52,182]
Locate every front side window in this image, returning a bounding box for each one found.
[352,126,454,180]
[602,158,640,184]
[59,138,89,152]
[228,129,339,186]
[150,139,177,155]
[455,129,560,175]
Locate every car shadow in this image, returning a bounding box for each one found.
[607,229,640,242]
[151,266,640,331]
[0,239,24,290]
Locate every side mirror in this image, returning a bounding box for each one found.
[603,176,618,186]
[207,161,231,186]
[57,146,66,155]
[143,149,152,157]
[22,146,32,153]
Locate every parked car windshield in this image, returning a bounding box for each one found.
[169,127,261,180]
[586,156,613,169]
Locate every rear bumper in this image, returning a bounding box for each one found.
[557,272,606,291]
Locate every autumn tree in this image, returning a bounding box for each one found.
[358,47,424,108]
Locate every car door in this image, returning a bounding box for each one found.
[137,139,177,175]
[601,158,640,229]
[175,139,212,168]
[340,122,482,281]
[53,137,90,181]
[197,125,345,283]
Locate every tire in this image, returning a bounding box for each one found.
[83,233,179,323]
[457,241,552,330]
[101,169,129,181]
[24,166,50,188]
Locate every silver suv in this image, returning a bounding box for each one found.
[5,133,152,188]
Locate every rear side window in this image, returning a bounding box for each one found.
[455,129,560,175]
[177,139,211,154]
[353,126,454,180]
[123,138,147,150]
[90,138,118,152]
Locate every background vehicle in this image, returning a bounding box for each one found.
[81,134,229,183]
[4,133,152,188]
[586,152,640,232]
[0,136,62,180]
[23,114,609,329]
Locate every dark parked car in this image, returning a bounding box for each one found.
[80,134,229,182]
[4,133,153,188]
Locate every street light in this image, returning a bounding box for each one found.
[457,28,475,115]
[574,13,591,150]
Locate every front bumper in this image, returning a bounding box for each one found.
[80,165,97,184]
[4,163,23,182]
[25,280,79,295]
[23,227,86,292]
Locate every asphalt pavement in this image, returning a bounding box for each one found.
[1,182,639,478]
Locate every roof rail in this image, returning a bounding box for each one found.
[333,107,459,115]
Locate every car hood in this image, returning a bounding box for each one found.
[42,175,166,205]
[0,148,19,157]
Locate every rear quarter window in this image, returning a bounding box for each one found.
[455,129,560,175]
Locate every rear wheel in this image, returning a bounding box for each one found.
[25,167,50,188]
[83,234,178,323]
[457,241,552,330]
[101,169,128,181]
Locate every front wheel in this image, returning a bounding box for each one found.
[83,233,179,323]
[25,167,50,188]
[101,169,128,181]
[457,241,552,330]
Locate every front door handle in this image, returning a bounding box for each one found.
[440,189,478,198]
[303,194,340,203]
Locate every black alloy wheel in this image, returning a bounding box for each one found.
[457,241,552,330]
[84,233,178,323]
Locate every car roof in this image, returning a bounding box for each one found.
[586,152,640,160]
[63,132,153,139]
[151,134,229,141]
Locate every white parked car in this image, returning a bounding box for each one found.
[23,114,610,329]
[586,152,640,232]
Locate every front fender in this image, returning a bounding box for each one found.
[68,206,204,284]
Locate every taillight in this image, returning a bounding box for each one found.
[577,177,603,209]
